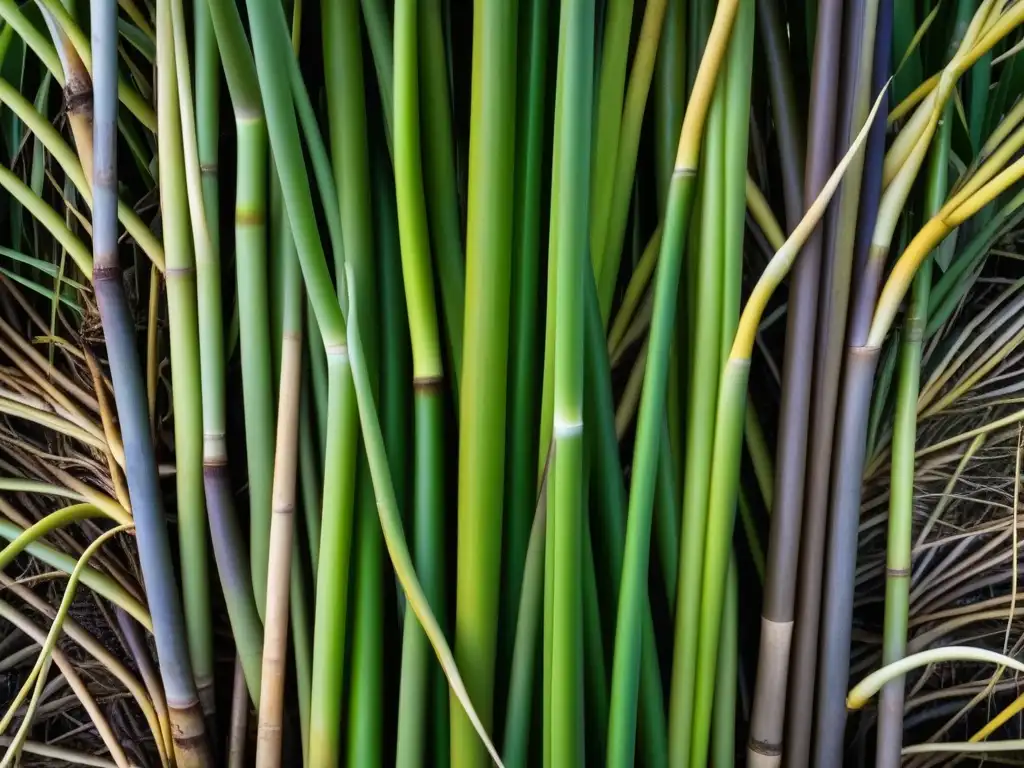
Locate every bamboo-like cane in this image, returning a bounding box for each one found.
[393,1,451,764]
[451,3,520,766]
[874,40,956,767]
[547,0,594,762]
[90,0,212,762]
[608,2,741,764]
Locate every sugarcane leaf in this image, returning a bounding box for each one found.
[118,18,155,60]
[933,227,959,272]
[0,246,87,289]
[0,268,83,313]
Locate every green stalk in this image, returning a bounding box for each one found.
[581,507,608,761]
[157,0,212,717]
[589,0,634,283]
[372,139,411,580]
[420,0,465,391]
[359,0,394,153]
[502,495,546,768]
[200,0,274,621]
[874,90,953,768]
[452,1,519,765]
[500,0,548,699]
[549,0,594,762]
[608,3,741,763]
[0,522,149,629]
[686,6,754,761]
[711,553,738,768]
[667,58,726,768]
[348,462,384,767]
[393,1,449,764]
[596,0,669,320]
[583,267,668,768]
[309,352,359,766]
[653,0,685,209]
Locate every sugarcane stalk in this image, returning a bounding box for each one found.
[874,60,955,768]
[607,2,741,764]
[91,0,212,761]
[451,2,519,765]
[548,0,594,761]
[393,0,450,763]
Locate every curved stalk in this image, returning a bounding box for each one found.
[0,520,151,628]
[0,78,163,267]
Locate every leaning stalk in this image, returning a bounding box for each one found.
[157,0,214,722]
[91,0,212,762]
[607,2,740,763]
[254,218,303,765]
[452,1,519,765]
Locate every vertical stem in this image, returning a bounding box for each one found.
[307,0,381,761]
[419,0,466,394]
[500,0,548,703]
[689,361,750,767]
[874,73,953,768]
[237,114,275,615]
[711,553,738,768]
[157,0,214,726]
[667,64,725,768]
[775,1,845,761]
[93,0,211,761]
[501,495,546,768]
[549,0,594,762]
[452,1,519,765]
[810,348,880,766]
[393,1,449,764]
